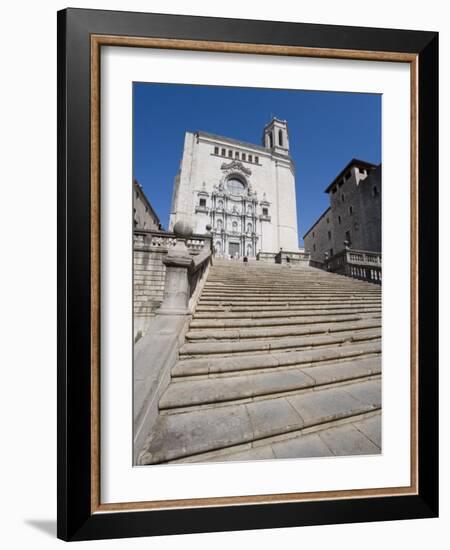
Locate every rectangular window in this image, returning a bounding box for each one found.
[221,148,226,156]
[328,230,331,240]
[242,153,246,161]
[199,198,206,207]
[262,208,268,216]
[214,146,219,155]
[338,215,341,224]
[326,217,329,224]
[349,206,353,215]
[345,230,351,244]
[255,156,259,163]
[330,248,334,256]
[228,150,233,158]
[248,155,253,162]
[235,151,239,159]
[313,244,316,252]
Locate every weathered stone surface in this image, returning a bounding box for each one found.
[343,379,382,407]
[318,423,380,456]
[172,352,280,376]
[245,398,303,439]
[353,414,382,448]
[160,370,312,409]
[141,404,253,464]
[271,433,334,459]
[172,340,380,377]
[189,313,376,329]
[206,446,276,463]
[187,318,381,341]
[300,356,381,385]
[136,260,382,464]
[179,328,380,356]
[287,383,379,425]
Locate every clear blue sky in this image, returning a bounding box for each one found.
[133,83,381,244]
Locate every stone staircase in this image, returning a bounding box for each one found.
[138,259,382,465]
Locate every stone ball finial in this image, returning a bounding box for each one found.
[205,224,212,233]
[173,220,193,239]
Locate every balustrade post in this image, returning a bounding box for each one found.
[158,221,194,315]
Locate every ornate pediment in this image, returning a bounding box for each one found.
[220,160,252,176]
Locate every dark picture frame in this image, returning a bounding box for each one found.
[57,8,438,541]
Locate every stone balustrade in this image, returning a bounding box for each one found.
[275,250,311,265]
[134,229,211,252]
[133,229,212,340]
[325,248,382,284]
[158,222,212,315]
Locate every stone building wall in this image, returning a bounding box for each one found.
[133,246,167,338]
[303,207,334,265]
[133,179,162,231]
[303,160,381,261]
[358,165,382,252]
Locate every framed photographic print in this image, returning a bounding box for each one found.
[57,8,438,541]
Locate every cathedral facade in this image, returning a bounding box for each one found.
[169,118,299,258]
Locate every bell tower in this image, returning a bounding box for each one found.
[262,117,290,156]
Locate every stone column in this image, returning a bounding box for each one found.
[158,221,193,315]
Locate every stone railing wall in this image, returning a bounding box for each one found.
[134,224,213,460]
[133,230,211,339]
[275,250,311,265]
[256,252,277,263]
[325,248,382,284]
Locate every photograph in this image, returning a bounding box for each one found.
[53,5,439,541]
[132,83,382,466]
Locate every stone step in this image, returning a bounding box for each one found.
[179,327,381,357]
[177,411,381,463]
[193,306,381,319]
[172,340,381,377]
[202,294,381,298]
[185,318,381,342]
[204,285,379,292]
[201,290,381,301]
[207,272,376,281]
[189,312,379,329]
[160,356,381,411]
[204,286,381,294]
[199,294,379,302]
[139,379,381,464]
[196,299,381,310]
[199,294,380,302]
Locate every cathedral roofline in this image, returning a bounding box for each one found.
[197,130,268,153]
[196,130,294,167]
[324,158,379,193]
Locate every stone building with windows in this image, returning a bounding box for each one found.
[303,159,381,265]
[133,179,162,231]
[169,118,299,258]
